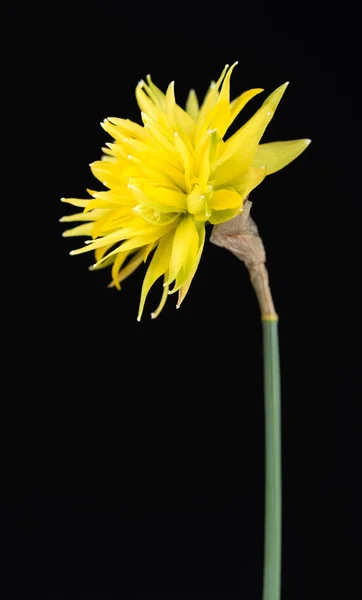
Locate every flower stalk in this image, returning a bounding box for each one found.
[211,200,282,600]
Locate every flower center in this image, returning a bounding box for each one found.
[187,183,212,221]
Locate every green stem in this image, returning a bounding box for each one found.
[262,319,282,600]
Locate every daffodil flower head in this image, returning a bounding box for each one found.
[61,62,310,320]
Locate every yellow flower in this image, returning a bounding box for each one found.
[61,62,310,320]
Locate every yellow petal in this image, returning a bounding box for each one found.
[186,89,199,120]
[107,117,147,141]
[229,88,264,124]
[137,231,174,321]
[176,224,206,308]
[151,277,169,319]
[91,208,129,239]
[208,188,242,210]
[173,132,192,191]
[209,100,231,139]
[252,139,311,175]
[194,88,219,146]
[62,223,94,237]
[107,249,144,286]
[214,64,230,91]
[141,112,183,168]
[90,253,116,271]
[232,166,266,198]
[167,216,199,284]
[111,251,128,290]
[94,244,113,265]
[59,209,106,223]
[218,61,238,105]
[165,80,177,128]
[208,207,240,225]
[135,82,160,121]
[143,183,187,211]
[143,240,157,262]
[170,225,200,293]
[187,184,205,214]
[101,120,128,145]
[89,161,123,187]
[134,204,179,227]
[145,75,166,109]
[61,197,90,208]
[87,190,135,205]
[145,156,186,191]
[83,199,130,213]
[129,183,186,214]
[70,219,157,255]
[213,82,289,179]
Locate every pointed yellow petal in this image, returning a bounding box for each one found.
[111,251,128,290]
[145,184,187,211]
[208,188,242,210]
[163,83,196,138]
[128,183,186,214]
[61,197,90,208]
[229,88,264,124]
[209,101,231,139]
[176,224,206,307]
[194,87,219,146]
[141,112,183,168]
[134,204,179,227]
[170,225,200,294]
[137,231,174,321]
[62,223,94,237]
[218,61,238,105]
[83,199,130,212]
[143,240,157,262]
[166,216,199,284]
[59,209,106,223]
[151,277,169,319]
[193,132,212,188]
[145,156,186,191]
[107,117,147,140]
[214,64,230,91]
[94,244,113,265]
[213,82,289,180]
[90,233,159,268]
[173,132,192,191]
[136,82,159,121]
[165,80,177,127]
[90,208,129,239]
[101,120,128,145]
[87,190,134,205]
[89,161,123,187]
[145,75,166,110]
[252,139,311,175]
[186,89,199,120]
[70,218,158,256]
[107,249,144,286]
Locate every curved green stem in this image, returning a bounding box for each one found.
[262,319,282,600]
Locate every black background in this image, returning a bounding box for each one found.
[2,4,359,599]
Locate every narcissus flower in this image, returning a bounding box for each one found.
[61,62,310,320]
